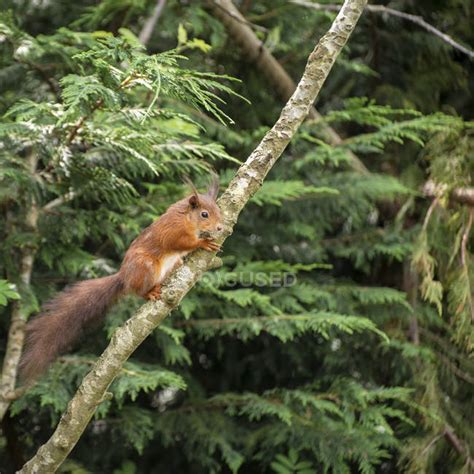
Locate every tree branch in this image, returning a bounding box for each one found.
[403,262,419,345]
[42,191,77,212]
[460,208,474,323]
[20,59,61,101]
[0,151,39,421]
[423,180,474,207]
[211,0,268,32]
[210,2,474,202]
[18,1,367,471]
[138,0,167,46]
[66,75,134,145]
[4,33,61,101]
[452,187,474,207]
[444,426,474,470]
[66,99,104,145]
[291,0,474,60]
[208,0,370,175]
[461,209,473,267]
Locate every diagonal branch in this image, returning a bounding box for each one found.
[444,426,474,470]
[138,0,167,46]
[210,0,268,32]
[42,191,77,212]
[291,0,474,59]
[18,0,367,471]
[208,0,370,174]
[210,1,474,202]
[44,2,474,215]
[366,4,474,59]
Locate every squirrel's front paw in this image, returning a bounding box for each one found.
[200,239,221,252]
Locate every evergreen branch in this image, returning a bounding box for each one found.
[420,432,444,456]
[0,151,39,421]
[18,1,368,471]
[291,0,474,59]
[174,313,388,342]
[1,31,61,99]
[19,59,61,100]
[177,399,318,428]
[65,74,135,145]
[418,328,469,366]
[321,228,385,245]
[163,389,344,427]
[436,352,474,385]
[66,98,104,144]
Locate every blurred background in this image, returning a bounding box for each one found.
[0,0,473,472]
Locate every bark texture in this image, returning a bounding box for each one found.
[18,1,367,471]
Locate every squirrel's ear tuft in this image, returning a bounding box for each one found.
[183,176,200,208]
[207,173,219,201]
[183,175,199,196]
[189,194,199,209]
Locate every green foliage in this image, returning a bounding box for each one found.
[181,311,388,343]
[271,449,315,474]
[1,1,473,473]
[251,180,339,207]
[112,361,187,405]
[0,280,20,306]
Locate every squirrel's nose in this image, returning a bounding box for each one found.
[217,225,223,232]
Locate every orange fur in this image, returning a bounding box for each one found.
[20,184,222,382]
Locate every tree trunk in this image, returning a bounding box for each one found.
[0,152,38,421]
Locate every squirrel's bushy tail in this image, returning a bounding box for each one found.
[20,274,124,382]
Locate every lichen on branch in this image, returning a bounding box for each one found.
[18,1,368,471]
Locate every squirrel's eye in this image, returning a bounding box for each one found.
[201,211,209,218]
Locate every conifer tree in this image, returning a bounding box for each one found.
[1,1,473,473]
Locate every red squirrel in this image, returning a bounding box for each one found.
[19,177,222,382]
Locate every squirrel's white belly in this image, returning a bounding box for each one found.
[157,251,189,283]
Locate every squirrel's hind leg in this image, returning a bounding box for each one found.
[145,284,161,301]
[121,254,157,298]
